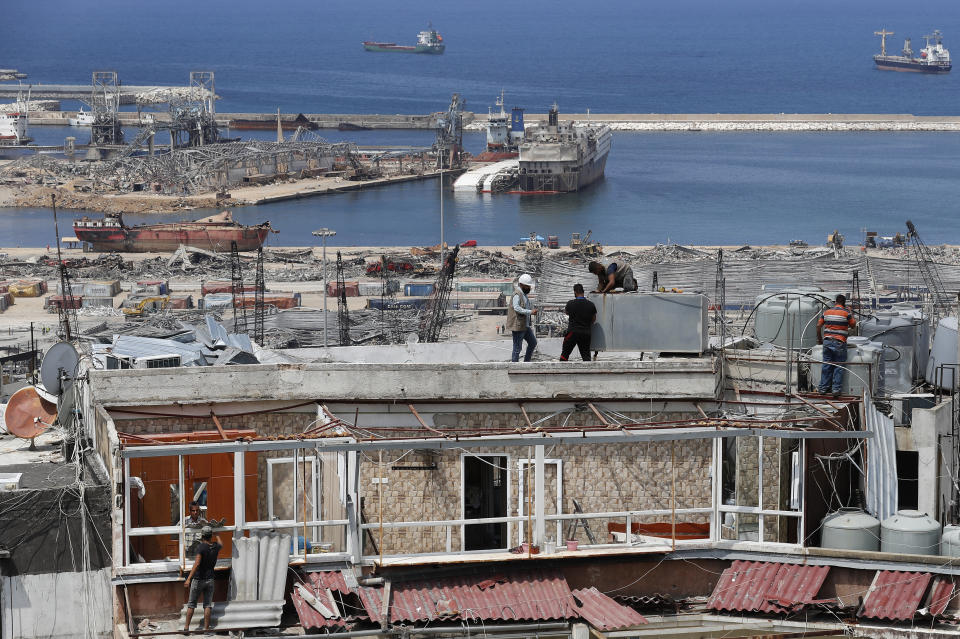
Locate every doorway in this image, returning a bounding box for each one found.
[462,455,508,551]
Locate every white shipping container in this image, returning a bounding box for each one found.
[84,280,121,296]
[82,296,115,309]
[56,281,85,296]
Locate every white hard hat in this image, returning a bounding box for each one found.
[518,274,534,287]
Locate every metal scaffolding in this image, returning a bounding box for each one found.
[90,71,123,146]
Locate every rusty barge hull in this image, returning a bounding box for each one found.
[73,211,272,253]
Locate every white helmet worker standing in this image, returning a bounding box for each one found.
[507,273,538,362]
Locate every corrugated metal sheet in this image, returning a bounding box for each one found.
[707,561,830,614]
[864,393,898,522]
[179,599,283,630]
[292,577,348,631]
[859,570,932,621]
[572,587,647,630]
[926,576,954,617]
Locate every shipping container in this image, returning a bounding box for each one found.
[82,296,115,309]
[0,284,8,295]
[83,279,121,297]
[326,281,360,297]
[166,294,194,309]
[455,278,514,295]
[449,292,506,309]
[131,284,163,296]
[57,281,86,296]
[0,293,9,312]
[234,293,301,309]
[367,297,427,311]
[202,280,259,296]
[135,280,169,294]
[46,295,83,310]
[201,293,234,310]
[357,280,401,296]
[10,280,44,297]
[403,282,435,297]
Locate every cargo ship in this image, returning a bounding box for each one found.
[228,113,318,131]
[473,92,525,162]
[515,105,612,193]
[874,29,951,73]
[0,111,31,145]
[363,24,445,54]
[73,211,273,253]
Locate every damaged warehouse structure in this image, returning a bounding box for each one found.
[4,338,960,638]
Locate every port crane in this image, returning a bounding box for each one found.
[905,220,952,322]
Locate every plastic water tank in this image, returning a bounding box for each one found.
[925,317,959,390]
[809,336,883,396]
[821,508,880,551]
[754,290,825,349]
[891,304,931,377]
[880,510,941,556]
[859,312,917,394]
[941,524,960,557]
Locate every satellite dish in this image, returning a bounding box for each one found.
[40,342,79,395]
[5,387,58,445]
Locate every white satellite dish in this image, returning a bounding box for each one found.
[40,342,79,396]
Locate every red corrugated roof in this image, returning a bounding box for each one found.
[361,569,578,624]
[926,576,954,617]
[859,571,932,621]
[707,561,830,614]
[291,577,348,631]
[572,587,648,630]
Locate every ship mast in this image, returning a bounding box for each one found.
[875,29,894,56]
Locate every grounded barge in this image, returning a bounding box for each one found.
[73,211,273,253]
[228,113,319,131]
[874,29,951,73]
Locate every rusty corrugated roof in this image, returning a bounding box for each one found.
[291,575,348,632]
[707,561,830,614]
[572,587,648,630]
[360,569,578,624]
[859,571,932,621]
[927,576,955,617]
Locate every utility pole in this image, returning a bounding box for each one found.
[312,228,337,347]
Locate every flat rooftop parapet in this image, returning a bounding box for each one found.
[88,358,719,406]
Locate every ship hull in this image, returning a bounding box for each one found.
[73,225,271,253]
[362,42,444,54]
[874,56,951,73]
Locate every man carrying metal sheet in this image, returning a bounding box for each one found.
[184,526,223,633]
[817,294,856,398]
[560,284,597,361]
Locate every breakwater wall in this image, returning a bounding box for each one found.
[27,111,960,131]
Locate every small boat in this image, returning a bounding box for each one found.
[0,111,31,145]
[68,109,95,126]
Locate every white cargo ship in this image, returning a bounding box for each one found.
[516,105,611,193]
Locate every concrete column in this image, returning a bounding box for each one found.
[345,451,362,563]
[233,450,245,539]
[535,444,545,545]
[912,397,957,521]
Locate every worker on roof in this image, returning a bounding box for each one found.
[817,294,857,398]
[589,261,638,294]
[560,284,597,362]
[184,526,222,633]
[507,273,538,362]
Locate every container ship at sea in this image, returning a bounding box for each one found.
[363,24,445,54]
[874,29,951,73]
[73,211,273,253]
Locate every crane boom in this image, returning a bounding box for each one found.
[905,220,952,319]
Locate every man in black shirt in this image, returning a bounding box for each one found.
[560,284,597,361]
[184,526,222,633]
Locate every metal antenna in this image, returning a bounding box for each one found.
[51,194,76,341]
[336,251,351,346]
[253,246,265,345]
[230,240,248,333]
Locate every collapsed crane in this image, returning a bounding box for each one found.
[418,245,460,343]
[905,220,952,322]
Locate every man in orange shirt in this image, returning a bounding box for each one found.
[817,294,856,398]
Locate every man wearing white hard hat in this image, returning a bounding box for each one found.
[507,273,538,362]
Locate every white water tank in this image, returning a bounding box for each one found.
[881,510,940,556]
[809,336,883,396]
[754,290,827,349]
[891,304,931,376]
[941,524,960,557]
[821,508,880,551]
[859,311,918,394]
[925,317,959,390]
